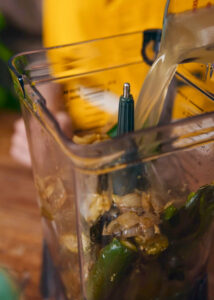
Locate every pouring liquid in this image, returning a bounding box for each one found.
[135,5,214,129]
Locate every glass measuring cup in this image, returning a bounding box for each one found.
[9,32,214,300]
[135,0,214,129]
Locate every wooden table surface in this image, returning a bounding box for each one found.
[0,111,214,300]
[0,111,42,300]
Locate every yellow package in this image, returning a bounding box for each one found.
[42,0,214,132]
[43,0,166,132]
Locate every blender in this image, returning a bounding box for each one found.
[9,31,214,300]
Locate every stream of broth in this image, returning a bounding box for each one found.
[135,5,214,129]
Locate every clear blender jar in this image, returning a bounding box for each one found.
[9,31,214,300]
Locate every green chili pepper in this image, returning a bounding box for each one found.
[86,238,137,300]
[187,184,214,237]
[161,184,214,242]
[163,204,178,221]
[159,183,214,298]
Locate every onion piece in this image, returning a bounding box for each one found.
[141,192,153,213]
[112,193,142,209]
[104,211,160,240]
[87,193,112,223]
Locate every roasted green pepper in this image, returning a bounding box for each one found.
[86,238,137,300]
[163,204,178,221]
[161,184,214,242]
[159,184,214,298]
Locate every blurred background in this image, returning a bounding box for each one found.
[0,0,42,299]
